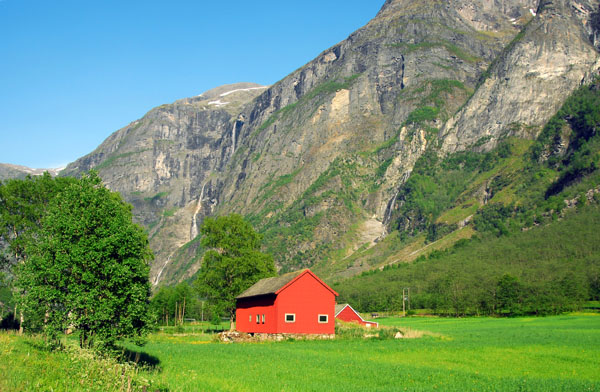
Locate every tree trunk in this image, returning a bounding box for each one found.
[182,298,186,325]
[174,302,178,326]
[229,314,235,331]
[19,311,24,334]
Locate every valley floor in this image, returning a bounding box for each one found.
[2,315,599,391]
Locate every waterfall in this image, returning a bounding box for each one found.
[231,126,237,155]
[153,252,174,286]
[382,172,411,226]
[383,190,400,226]
[190,183,206,240]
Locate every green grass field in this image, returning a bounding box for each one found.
[2,315,599,391]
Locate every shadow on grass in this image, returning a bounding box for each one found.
[120,348,162,371]
[0,312,20,331]
[204,326,226,333]
[119,349,169,392]
[21,338,164,370]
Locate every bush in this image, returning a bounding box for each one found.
[473,203,513,237]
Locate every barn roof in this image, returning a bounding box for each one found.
[335,304,350,316]
[236,270,304,299]
[236,269,338,299]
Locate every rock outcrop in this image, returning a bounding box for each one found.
[63,83,268,282]
[61,0,599,285]
[441,0,600,152]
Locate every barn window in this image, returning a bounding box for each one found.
[262,314,265,323]
[285,313,295,323]
[318,314,328,323]
[249,315,252,322]
[256,314,260,323]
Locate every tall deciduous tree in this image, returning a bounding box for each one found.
[0,173,77,267]
[0,174,78,332]
[194,214,275,330]
[16,172,154,350]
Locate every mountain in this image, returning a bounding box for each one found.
[62,82,268,283]
[62,0,600,287]
[0,164,62,180]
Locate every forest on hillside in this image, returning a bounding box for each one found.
[335,80,600,316]
[335,205,600,315]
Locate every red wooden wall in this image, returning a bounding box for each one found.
[336,304,378,328]
[236,296,276,334]
[336,305,363,323]
[236,270,336,334]
[274,272,335,335]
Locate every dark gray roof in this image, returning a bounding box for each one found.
[236,269,306,299]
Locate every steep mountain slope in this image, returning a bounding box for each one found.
[209,0,540,275]
[62,0,600,286]
[62,83,268,283]
[335,205,600,315]
[441,0,600,152]
[0,164,35,180]
[335,76,600,314]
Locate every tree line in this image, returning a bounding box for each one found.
[335,205,600,316]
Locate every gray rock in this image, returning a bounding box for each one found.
[59,0,600,284]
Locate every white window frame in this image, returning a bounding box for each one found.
[249,314,252,323]
[318,314,329,323]
[261,314,265,324]
[285,313,296,323]
[256,314,260,324]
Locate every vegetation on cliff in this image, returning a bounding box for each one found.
[335,79,600,315]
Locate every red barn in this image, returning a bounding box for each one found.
[335,303,379,328]
[236,269,338,335]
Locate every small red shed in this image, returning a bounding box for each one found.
[236,269,338,335]
[335,303,378,328]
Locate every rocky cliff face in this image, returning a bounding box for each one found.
[63,0,599,285]
[212,0,541,274]
[442,0,600,153]
[63,83,268,283]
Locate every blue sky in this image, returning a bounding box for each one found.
[0,1,382,169]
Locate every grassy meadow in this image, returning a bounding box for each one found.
[3,315,599,391]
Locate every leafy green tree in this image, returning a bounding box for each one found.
[151,282,200,325]
[473,203,513,237]
[0,174,78,331]
[16,172,154,350]
[0,173,77,267]
[0,271,16,326]
[496,274,523,316]
[151,286,175,325]
[194,214,275,330]
[589,267,600,301]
